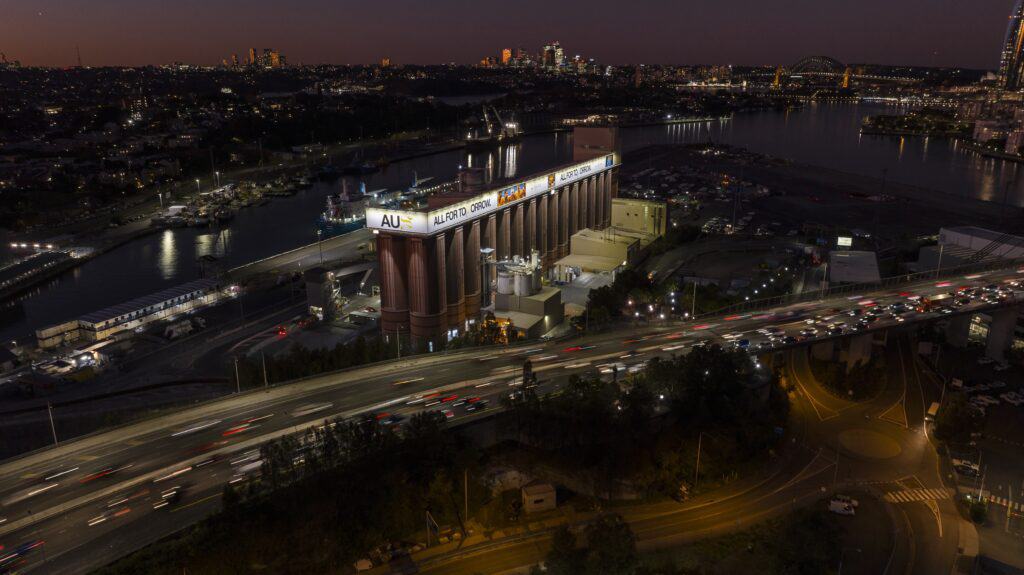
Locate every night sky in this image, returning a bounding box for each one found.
[1,0,1018,68]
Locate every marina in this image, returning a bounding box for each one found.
[6,103,1024,343]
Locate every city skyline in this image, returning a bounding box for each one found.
[0,0,1017,69]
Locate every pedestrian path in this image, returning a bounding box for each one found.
[884,487,954,503]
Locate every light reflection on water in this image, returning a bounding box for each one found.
[4,103,1024,341]
[159,230,176,280]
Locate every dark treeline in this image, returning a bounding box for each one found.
[504,345,790,499]
[98,412,486,574]
[232,336,394,389]
[105,347,790,574]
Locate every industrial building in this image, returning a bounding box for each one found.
[491,251,565,339]
[368,127,619,350]
[912,226,1024,273]
[552,197,667,283]
[36,278,228,349]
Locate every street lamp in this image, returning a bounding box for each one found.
[316,229,324,265]
[195,178,201,194]
[215,171,221,188]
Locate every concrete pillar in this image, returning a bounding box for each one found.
[407,236,446,351]
[845,333,873,373]
[463,220,481,321]
[558,187,569,258]
[604,168,616,228]
[445,227,466,329]
[946,314,971,348]
[378,234,409,336]
[540,194,551,266]
[525,198,537,255]
[569,182,579,237]
[582,177,593,229]
[595,172,605,230]
[811,340,835,362]
[552,187,561,260]
[986,308,1018,361]
[485,213,497,284]
[513,203,524,258]
[497,208,511,261]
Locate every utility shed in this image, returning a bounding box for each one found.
[522,483,556,514]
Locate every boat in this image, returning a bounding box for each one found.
[317,180,369,238]
[214,208,235,223]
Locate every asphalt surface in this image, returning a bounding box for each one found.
[1,265,1022,573]
[407,332,958,575]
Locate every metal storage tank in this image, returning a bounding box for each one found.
[496,271,515,295]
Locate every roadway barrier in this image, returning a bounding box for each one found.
[0,332,579,469]
[698,257,1024,319]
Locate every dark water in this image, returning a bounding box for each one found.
[2,103,1023,342]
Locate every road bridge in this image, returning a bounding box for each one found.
[1,262,1023,572]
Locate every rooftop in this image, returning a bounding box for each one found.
[829,250,880,284]
[79,278,220,324]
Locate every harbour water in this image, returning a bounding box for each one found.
[3,103,1024,342]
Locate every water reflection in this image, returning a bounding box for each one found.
[503,143,519,178]
[158,229,176,280]
[10,104,1024,342]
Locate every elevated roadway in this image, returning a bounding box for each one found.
[1,264,1022,572]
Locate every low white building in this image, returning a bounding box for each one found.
[36,278,229,349]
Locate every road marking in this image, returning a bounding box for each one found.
[883,487,954,503]
[74,455,98,462]
[788,351,838,422]
[925,498,943,538]
[878,343,909,429]
[171,493,220,513]
[878,401,907,428]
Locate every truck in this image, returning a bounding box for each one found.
[926,402,940,422]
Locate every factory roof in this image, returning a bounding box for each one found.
[79,278,220,324]
[828,251,880,284]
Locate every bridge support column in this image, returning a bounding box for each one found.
[985,308,1018,362]
[844,334,873,373]
[946,314,971,348]
[811,340,835,362]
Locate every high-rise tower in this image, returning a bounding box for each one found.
[999,0,1024,90]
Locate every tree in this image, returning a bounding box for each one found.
[970,500,988,524]
[934,393,982,443]
[543,525,585,575]
[221,483,241,512]
[583,513,639,575]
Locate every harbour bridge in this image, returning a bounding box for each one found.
[778,55,917,84]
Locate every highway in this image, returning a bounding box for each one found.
[0,265,1021,573]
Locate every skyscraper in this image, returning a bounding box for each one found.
[541,42,562,70]
[500,48,512,66]
[999,0,1024,90]
[248,47,257,66]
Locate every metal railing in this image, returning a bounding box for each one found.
[696,256,1024,319]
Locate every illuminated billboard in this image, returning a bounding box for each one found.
[367,154,616,235]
